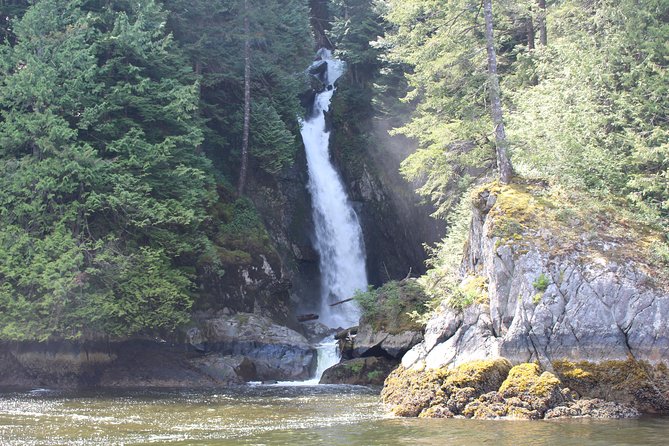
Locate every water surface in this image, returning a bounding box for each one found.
[1,386,668,445]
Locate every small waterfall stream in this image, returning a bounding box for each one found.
[300,49,368,379]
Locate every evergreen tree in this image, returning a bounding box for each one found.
[164,0,313,187]
[0,0,215,340]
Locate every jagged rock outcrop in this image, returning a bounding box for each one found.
[0,340,231,388]
[0,313,317,387]
[398,183,669,413]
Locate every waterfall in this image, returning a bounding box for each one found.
[300,49,368,331]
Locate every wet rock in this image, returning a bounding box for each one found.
[419,405,455,418]
[382,366,445,417]
[545,399,640,419]
[382,359,512,417]
[319,356,398,385]
[189,355,255,384]
[444,387,478,414]
[301,320,336,344]
[553,359,669,413]
[196,313,317,381]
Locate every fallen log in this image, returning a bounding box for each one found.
[297,313,319,322]
[329,298,354,307]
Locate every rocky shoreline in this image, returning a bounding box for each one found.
[382,359,642,420]
[0,312,317,388]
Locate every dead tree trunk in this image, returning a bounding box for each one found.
[538,0,547,46]
[527,15,535,50]
[484,0,513,184]
[237,0,251,196]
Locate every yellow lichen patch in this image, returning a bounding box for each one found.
[444,358,512,393]
[552,358,669,412]
[499,363,562,399]
[552,359,593,381]
[458,275,489,306]
[473,180,669,289]
[381,366,448,417]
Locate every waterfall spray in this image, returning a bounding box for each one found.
[300,50,368,331]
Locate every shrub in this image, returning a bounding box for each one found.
[354,279,429,333]
[533,274,550,292]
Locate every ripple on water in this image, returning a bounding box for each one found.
[2,387,669,445]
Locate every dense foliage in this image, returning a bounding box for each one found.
[329,0,668,312]
[378,0,668,225]
[0,0,313,340]
[354,279,429,333]
[1,0,666,339]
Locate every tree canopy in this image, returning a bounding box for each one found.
[0,0,314,340]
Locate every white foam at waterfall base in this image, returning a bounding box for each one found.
[300,50,368,331]
[274,339,340,386]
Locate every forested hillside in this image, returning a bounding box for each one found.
[0,0,666,344]
[0,0,313,340]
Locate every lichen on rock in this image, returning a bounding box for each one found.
[553,359,669,413]
[381,358,512,417]
[382,358,640,420]
[396,181,669,414]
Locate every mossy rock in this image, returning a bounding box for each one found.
[444,359,512,394]
[499,363,561,398]
[553,359,669,413]
[320,357,397,386]
[418,405,455,418]
[381,359,511,417]
[462,391,508,419]
[381,366,445,417]
[498,363,564,414]
[476,181,669,282]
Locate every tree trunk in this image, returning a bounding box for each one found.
[527,15,535,50]
[538,0,547,46]
[237,0,251,196]
[484,0,513,184]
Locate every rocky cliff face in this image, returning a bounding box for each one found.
[399,183,669,412]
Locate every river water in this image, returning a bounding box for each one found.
[1,386,668,445]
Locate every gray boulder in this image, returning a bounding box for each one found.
[189,313,316,381]
[353,324,423,359]
[319,356,398,385]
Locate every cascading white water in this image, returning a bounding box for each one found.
[300,49,368,331]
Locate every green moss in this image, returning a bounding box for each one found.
[532,293,543,305]
[367,370,383,381]
[346,362,364,374]
[213,197,275,260]
[450,275,489,309]
[235,314,250,324]
[474,181,669,288]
